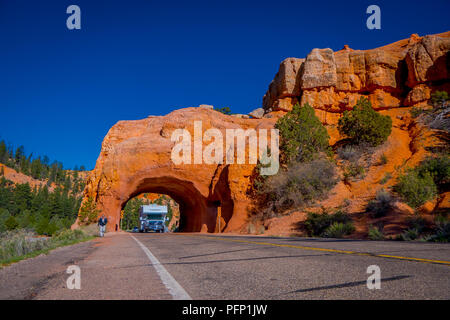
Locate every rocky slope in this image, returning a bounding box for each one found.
[0,163,56,191]
[0,163,89,197]
[260,31,450,237]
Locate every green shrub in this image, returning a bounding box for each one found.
[431,91,449,109]
[261,159,338,214]
[323,222,355,238]
[380,172,392,185]
[394,155,449,208]
[415,155,450,189]
[368,226,384,240]
[17,210,35,229]
[400,228,420,241]
[407,216,427,234]
[35,216,61,236]
[366,189,394,218]
[304,210,352,237]
[0,209,10,233]
[394,170,437,208]
[276,103,330,164]
[343,163,365,181]
[409,106,426,118]
[428,222,450,242]
[338,97,392,146]
[4,215,19,231]
[396,215,450,242]
[54,229,85,242]
[214,106,232,115]
[337,145,363,162]
[379,154,388,165]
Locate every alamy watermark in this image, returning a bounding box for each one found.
[366,5,381,30]
[66,265,81,289]
[367,265,381,289]
[170,121,280,175]
[66,5,81,30]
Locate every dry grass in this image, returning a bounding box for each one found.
[0,228,94,266]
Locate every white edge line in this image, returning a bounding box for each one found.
[131,235,192,300]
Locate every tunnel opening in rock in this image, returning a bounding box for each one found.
[119,176,234,232]
[120,192,180,232]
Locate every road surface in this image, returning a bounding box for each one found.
[0,232,449,299]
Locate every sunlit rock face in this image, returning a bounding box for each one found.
[77,107,277,233]
[76,31,449,234]
[263,31,450,113]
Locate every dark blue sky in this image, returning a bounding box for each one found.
[0,0,449,170]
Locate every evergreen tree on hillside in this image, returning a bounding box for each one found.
[5,215,19,231]
[30,158,42,179]
[15,146,24,165]
[13,183,32,215]
[78,197,100,225]
[0,141,7,163]
[338,97,392,146]
[0,138,88,235]
[275,103,330,164]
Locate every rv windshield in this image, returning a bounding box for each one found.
[146,214,164,220]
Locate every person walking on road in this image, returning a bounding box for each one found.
[98,214,108,237]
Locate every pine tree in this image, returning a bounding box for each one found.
[13,183,32,215]
[275,103,330,164]
[0,140,7,163]
[338,97,392,146]
[78,197,100,225]
[30,158,42,179]
[5,215,19,230]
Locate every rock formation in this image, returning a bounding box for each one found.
[263,31,450,114]
[78,31,449,234]
[80,107,276,232]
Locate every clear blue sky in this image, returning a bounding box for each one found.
[0,0,449,170]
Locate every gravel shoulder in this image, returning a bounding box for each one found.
[0,233,171,300]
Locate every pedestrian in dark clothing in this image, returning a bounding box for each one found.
[98,215,108,237]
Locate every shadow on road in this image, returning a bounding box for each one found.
[278,275,412,296]
[178,248,264,259]
[165,253,334,265]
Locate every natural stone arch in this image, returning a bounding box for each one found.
[76,107,277,232]
[120,174,231,232]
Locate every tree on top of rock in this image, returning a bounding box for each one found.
[338,97,392,147]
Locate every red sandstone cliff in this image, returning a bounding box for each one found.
[263,31,450,114]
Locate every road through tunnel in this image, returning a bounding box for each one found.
[119,175,234,233]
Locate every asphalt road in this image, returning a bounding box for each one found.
[1,232,449,299]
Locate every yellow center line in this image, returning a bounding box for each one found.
[180,234,450,266]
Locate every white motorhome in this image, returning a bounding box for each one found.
[138,204,167,233]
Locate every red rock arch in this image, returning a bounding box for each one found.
[76,107,277,232]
